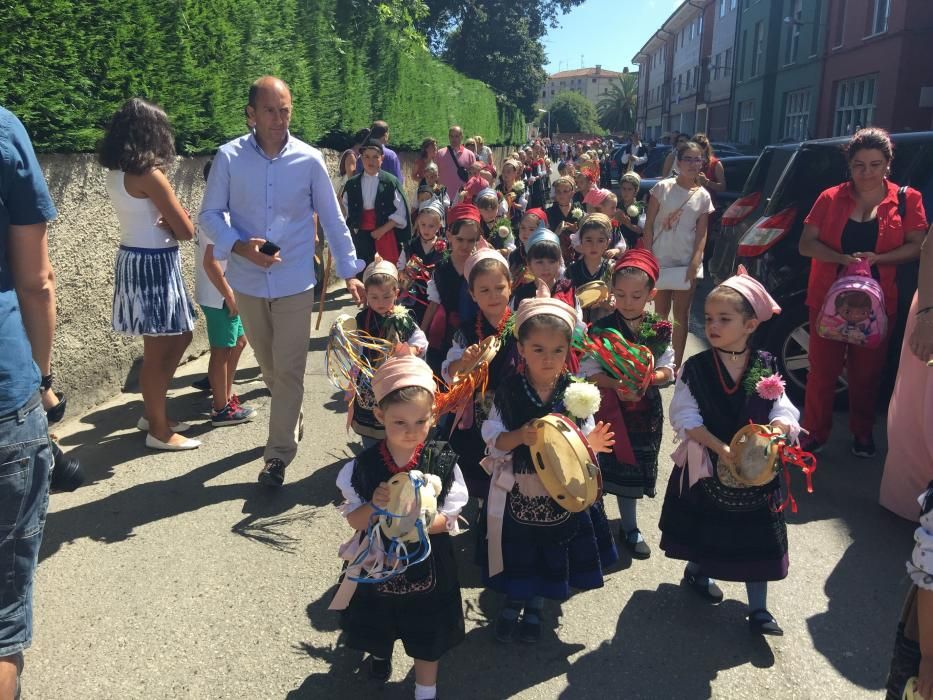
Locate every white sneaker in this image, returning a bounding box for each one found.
[137,417,192,433]
[145,433,201,451]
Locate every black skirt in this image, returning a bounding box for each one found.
[340,533,464,661]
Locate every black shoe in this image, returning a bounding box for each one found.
[368,655,391,682]
[748,609,784,636]
[518,609,542,644]
[852,435,876,458]
[495,610,520,642]
[191,376,212,393]
[682,568,724,604]
[258,458,286,487]
[621,527,651,560]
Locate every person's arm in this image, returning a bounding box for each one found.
[661,152,675,177]
[133,169,194,240]
[203,244,237,316]
[388,151,404,184]
[688,212,709,281]
[910,229,933,362]
[799,223,860,265]
[700,161,727,193]
[9,222,55,376]
[373,188,407,240]
[199,151,258,262]
[861,228,925,266]
[919,587,933,700]
[642,194,661,250]
[633,148,647,168]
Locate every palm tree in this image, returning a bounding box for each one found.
[597,73,638,133]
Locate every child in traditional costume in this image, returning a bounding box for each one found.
[342,139,411,267]
[546,175,584,264]
[581,250,674,559]
[507,208,547,286]
[659,268,801,635]
[565,213,614,324]
[497,159,527,232]
[421,203,482,376]
[399,200,447,326]
[510,229,580,321]
[351,257,429,448]
[475,187,515,256]
[332,352,468,700]
[442,243,518,499]
[480,290,617,643]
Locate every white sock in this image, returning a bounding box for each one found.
[414,682,437,700]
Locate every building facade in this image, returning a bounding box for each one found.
[541,66,626,111]
[668,4,705,137]
[699,0,740,141]
[634,35,672,142]
[817,0,933,137]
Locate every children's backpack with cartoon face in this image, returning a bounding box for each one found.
[815,258,887,348]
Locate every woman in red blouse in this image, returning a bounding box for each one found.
[799,128,928,457]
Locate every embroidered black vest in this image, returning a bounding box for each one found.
[350,440,458,507]
[344,171,412,244]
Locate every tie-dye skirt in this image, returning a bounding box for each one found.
[112,245,196,336]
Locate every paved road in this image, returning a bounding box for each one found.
[28,284,913,699]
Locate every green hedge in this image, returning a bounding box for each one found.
[0,0,525,153]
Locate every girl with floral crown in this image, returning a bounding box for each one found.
[658,267,803,636]
[479,288,618,644]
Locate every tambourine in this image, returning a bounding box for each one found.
[724,423,818,513]
[434,335,499,421]
[576,281,609,309]
[325,314,395,392]
[529,413,602,513]
[380,470,441,544]
[723,423,784,488]
[453,335,500,382]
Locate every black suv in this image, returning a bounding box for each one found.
[733,131,933,403]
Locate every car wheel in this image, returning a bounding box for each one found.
[763,304,848,407]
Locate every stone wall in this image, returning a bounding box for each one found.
[37,144,510,415]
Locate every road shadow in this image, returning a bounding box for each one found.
[562,584,775,699]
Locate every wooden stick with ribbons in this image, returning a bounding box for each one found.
[315,245,332,331]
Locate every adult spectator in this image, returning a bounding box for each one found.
[643,140,714,368]
[436,125,477,197]
[799,127,927,456]
[354,120,403,183]
[200,76,364,486]
[413,137,437,183]
[693,133,725,195]
[99,98,200,451]
[881,229,933,520]
[0,106,56,700]
[618,132,648,174]
[473,135,494,167]
[661,133,689,177]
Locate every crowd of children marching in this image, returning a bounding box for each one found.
[329,138,804,700]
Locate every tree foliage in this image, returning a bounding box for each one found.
[547,92,601,135]
[596,73,638,134]
[417,0,586,118]
[0,0,525,153]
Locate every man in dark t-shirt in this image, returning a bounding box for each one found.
[0,105,57,700]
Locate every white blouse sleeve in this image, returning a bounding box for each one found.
[768,392,801,442]
[389,190,409,228]
[336,459,365,514]
[406,325,429,355]
[578,414,597,436]
[908,490,933,590]
[439,465,469,519]
[427,277,441,303]
[482,404,509,457]
[440,335,467,383]
[669,367,704,437]
[656,345,676,371]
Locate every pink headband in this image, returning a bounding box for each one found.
[463,238,509,281]
[719,265,781,322]
[371,348,436,403]
[583,188,609,206]
[513,280,577,334]
[362,254,398,283]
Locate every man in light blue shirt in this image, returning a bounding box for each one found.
[200,75,364,487]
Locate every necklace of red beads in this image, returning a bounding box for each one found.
[476,308,512,342]
[379,440,424,474]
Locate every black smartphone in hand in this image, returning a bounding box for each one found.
[259,241,281,256]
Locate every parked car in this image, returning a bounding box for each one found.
[642,145,671,178]
[732,131,933,403]
[709,143,800,284]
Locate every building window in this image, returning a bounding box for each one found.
[751,21,764,76]
[677,74,683,95]
[834,75,877,135]
[868,0,890,36]
[833,0,846,47]
[698,15,703,37]
[738,30,747,81]
[592,78,597,83]
[738,100,756,143]
[782,88,811,141]
[811,0,823,55]
[785,0,802,65]
[731,0,737,8]
[719,0,726,17]
[725,47,733,76]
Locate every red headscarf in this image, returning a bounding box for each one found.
[613,249,660,282]
[447,202,482,224]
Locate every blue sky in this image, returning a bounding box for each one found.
[543,0,685,74]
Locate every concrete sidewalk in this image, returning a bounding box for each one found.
[27,288,914,699]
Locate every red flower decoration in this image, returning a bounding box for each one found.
[434,238,447,253]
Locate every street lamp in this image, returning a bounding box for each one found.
[538,108,550,138]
